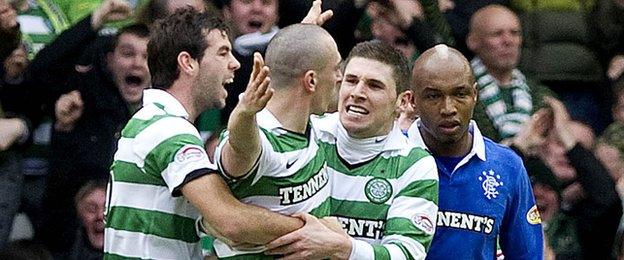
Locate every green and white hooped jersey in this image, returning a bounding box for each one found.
[312,113,439,260]
[104,89,213,259]
[211,109,331,258]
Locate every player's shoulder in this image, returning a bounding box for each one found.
[484,137,521,160]
[128,104,200,141]
[310,112,339,143]
[482,137,527,179]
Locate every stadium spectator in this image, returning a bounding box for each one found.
[0,1,30,250]
[467,5,554,141]
[217,0,279,125]
[590,0,624,81]
[510,96,622,259]
[66,180,106,260]
[440,0,510,57]
[39,0,139,252]
[366,0,454,61]
[0,1,19,62]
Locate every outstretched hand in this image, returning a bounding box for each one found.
[237,52,273,115]
[301,0,333,26]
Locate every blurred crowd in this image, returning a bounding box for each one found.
[0,0,623,259]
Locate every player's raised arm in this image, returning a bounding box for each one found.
[220,52,272,178]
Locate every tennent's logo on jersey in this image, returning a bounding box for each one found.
[279,168,328,205]
[526,205,541,225]
[365,177,392,204]
[175,145,206,163]
[412,214,435,234]
[437,211,495,234]
[337,217,385,240]
[478,170,504,199]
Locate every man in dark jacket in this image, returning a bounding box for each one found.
[37,0,150,253]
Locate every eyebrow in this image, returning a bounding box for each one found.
[218,45,231,52]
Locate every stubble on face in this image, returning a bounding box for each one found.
[192,30,239,112]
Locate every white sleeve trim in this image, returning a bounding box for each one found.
[349,238,374,260]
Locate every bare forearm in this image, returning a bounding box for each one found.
[228,204,304,244]
[222,106,261,177]
[183,174,303,245]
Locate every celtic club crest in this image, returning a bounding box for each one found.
[365,178,393,204]
[478,170,504,199]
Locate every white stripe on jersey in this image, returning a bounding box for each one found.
[108,181,198,219]
[385,243,408,260]
[132,104,166,120]
[329,171,385,204]
[239,183,330,215]
[114,116,200,164]
[382,234,427,260]
[104,228,201,259]
[387,196,438,221]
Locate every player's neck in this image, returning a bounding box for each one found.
[266,92,311,134]
[424,131,473,158]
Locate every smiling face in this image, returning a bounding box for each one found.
[107,33,151,106]
[224,0,278,36]
[192,29,241,110]
[339,57,398,138]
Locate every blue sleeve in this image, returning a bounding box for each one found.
[499,157,543,260]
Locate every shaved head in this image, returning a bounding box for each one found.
[412,45,478,156]
[265,24,338,88]
[469,5,518,36]
[412,44,474,90]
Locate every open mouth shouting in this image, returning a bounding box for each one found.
[124,74,145,87]
[248,20,264,31]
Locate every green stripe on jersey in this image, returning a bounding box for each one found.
[323,143,430,178]
[330,198,389,219]
[386,218,433,249]
[260,128,309,153]
[106,206,199,243]
[230,152,325,198]
[373,245,391,259]
[121,115,170,138]
[396,179,438,204]
[110,160,166,186]
[143,134,203,176]
[308,198,331,217]
[394,243,415,260]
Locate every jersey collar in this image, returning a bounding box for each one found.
[142,89,190,119]
[407,119,487,169]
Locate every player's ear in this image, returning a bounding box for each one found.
[396,90,414,113]
[302,70,317,93]
[177,51,197,76]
